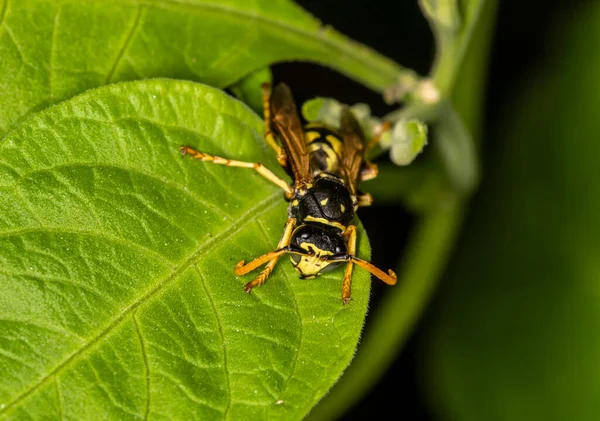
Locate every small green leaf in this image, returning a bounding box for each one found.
[302,98,336,124]
[0,0,409,137]
[302,97,383,140]
[387,120,428,166]
[229,68,272,114]
[0,80,371,420]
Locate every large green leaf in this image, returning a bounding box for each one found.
[0,0,407,137]
[423,2,600,421]
[0,80,371,420]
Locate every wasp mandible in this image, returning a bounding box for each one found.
[181,83,397,303]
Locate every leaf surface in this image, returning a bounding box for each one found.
[0,0,405,137]
[0,80,370,420]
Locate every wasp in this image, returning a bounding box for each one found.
[181,83,397,303]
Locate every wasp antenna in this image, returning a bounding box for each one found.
[319,254,397,285]
[351,256,397,285]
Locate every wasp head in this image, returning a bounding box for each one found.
[289,224,347,278]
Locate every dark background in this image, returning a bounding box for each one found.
[271,0,576,419]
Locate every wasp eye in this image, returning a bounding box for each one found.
[335,245,344,254]
[300,231,311,239]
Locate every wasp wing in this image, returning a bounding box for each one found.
[339,107,366,196]
[270,83,312,185]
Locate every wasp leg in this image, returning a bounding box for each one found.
[262,82,288,167]
[180,146,293,197]
[365,121,392,154]
[350,257,397,285]
[360,163,379,181]
[341,225,358,304]
[357,192,373,208]
[235,218,297,294]
[322,225,397,304]
[360,121,392,182]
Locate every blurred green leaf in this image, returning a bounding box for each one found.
[0,80,371,420]
[301,97,345,127]
[229,67,272,114]
[301,97,380,139]
[0,0,409,137]
[423,3,600,421]
[388,119,428,166]
[433,102,477,194]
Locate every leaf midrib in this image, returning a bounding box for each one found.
[0,0,7,29]
[0,191,282,415]
[105,5,144,84]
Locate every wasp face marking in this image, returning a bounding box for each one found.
[289,224,346,277]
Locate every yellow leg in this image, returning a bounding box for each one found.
[357,193,373,207]
[320,225,397,304]
[365,121,391,154]
[341,225,357,304]
[235,218,297,293]
[351,257,397,285]
[360,162,379,181]
[359,121,391,184]
[261,83,288,167]
[180,146,293,197]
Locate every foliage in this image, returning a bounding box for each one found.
[424,3,600,420]
[0,0,502,420]
[0,0,417,419]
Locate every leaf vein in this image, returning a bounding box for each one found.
[4,161,235,222]
[0,0,7,29]
[145,340,217,371]
[255,219,303,413]
[87,359,140,417]
[1,25,35,70]
[195,267,232,419]
[0,227,174,267]
[54,378,64,421]
[133,313,150,421]
[3,272,112,307]
[106,5,144,84]
[48,6,60,100]
[0,347,37,371]
[0,192,280,415]
[155,369,224,412]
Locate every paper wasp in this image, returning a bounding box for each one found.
[181,83,397,303]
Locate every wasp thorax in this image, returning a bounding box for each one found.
[289,224,346,278]
[289,173,355,230]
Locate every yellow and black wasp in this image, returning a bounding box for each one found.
[181,83,397,303]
